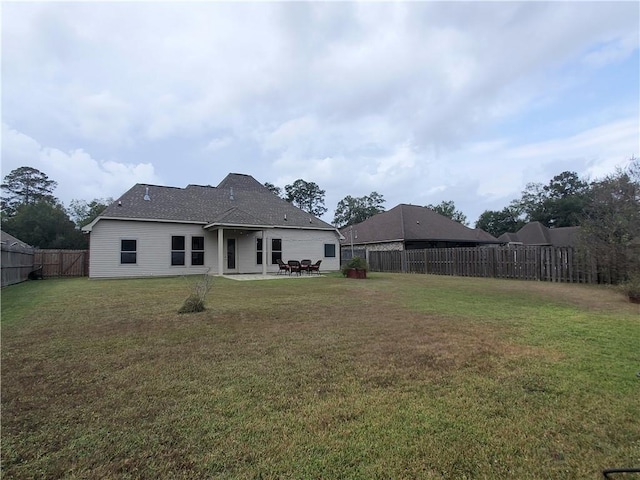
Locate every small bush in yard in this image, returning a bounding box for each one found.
[178,294,206,313]
[178,273,213,313]
[620,275,640,303]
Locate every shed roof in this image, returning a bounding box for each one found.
[340,204,498,245]
[85,173,335,231]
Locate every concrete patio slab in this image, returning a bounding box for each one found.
[221,273,326,281]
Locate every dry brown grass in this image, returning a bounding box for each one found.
[2,274,639,479]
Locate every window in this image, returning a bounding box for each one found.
[121,239,137,264]
[191,236,204,266]
[256,238,263,265]
[324,243,336,258]
[171,236,185,266]
[271,238,282,264]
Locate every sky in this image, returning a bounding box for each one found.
[2,1,638,225]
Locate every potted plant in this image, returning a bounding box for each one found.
[341,256,369,279]
[620,275,640,304]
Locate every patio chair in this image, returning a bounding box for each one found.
[277,258,290,275]
[288,260,301,276]
[308,260,321,274]
[300,259,312,274]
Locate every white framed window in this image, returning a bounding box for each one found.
[171,236,185,266]
[121,239,137,264]
[191,236,204,266]
[256,238,263,265]
[324,243,336,257]
[271,238,282,264]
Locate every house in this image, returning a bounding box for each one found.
[498,221,580,247]
[339,204,499,255]
[82,173,341,278]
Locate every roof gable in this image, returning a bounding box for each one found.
[516,221,551,245]
[209,206,269,227]
[216,173,266,191]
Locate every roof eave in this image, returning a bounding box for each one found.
[204,222,272,230]
[83,216,208,232]
[204,222,338,233]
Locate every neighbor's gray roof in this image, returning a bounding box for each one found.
[340,204,498,245]
[90,173,335,230]
[1,230,34,252]
[498,222,580,247]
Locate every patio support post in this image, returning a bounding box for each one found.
[217,228,224,276]
[262,230,268,275]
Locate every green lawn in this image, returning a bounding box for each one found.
[1,273,639,479]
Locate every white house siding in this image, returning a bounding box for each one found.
[89,220,341,278]
[89,220,217,278]
[237,229,340,274]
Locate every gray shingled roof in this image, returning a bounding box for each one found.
[1,230,34,252]
[339,204,498,245]
[498,222,580,247]
[91,173,335,230]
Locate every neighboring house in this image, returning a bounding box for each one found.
[339,204,499,254]
[82,173,342,278]
[498,221,580,247]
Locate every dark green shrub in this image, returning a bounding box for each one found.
[341,256,369,276]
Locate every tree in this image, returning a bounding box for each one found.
[517,181,546,223]
[427,200,468,226]
[1,166,58,217]
[263,182,282,197]
[578,157,640,284]
[333,192,386,227]
[475,206,525,237]
[284,179,327,217]
[68,198,112,229]
[516,171,589,227]
[2,201,87,249]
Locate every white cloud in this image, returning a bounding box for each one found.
[2,1,638,227]
[449,117,639,207]
[583,34,639,68]
[73,90,133,145]
[265,116,319,152]
[1,124,161,205]
[205,136,233,153]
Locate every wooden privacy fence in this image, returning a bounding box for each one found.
[34,249,89,278]
[368,246,597,283]
[1,244,35,287]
